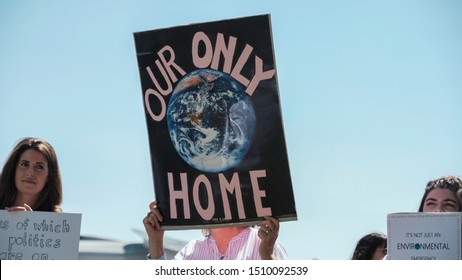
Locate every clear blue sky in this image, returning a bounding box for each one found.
[1,0,461,260]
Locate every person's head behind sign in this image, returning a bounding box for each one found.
[419,175,462,212]
[351,232,387,260]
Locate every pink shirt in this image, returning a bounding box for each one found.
[174,227,288,260]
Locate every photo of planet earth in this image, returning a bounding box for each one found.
[167,68,256,173]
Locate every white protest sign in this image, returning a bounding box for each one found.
[0,210,82,260]
[387,212,462,260]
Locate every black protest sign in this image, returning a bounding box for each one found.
[134,14,296,229]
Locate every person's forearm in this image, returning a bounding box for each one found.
[260,252,274,260]
[148,239,165,259]
[259,244,275,260]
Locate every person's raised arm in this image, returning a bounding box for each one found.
[257,216,280,260]
[143,201,165,259]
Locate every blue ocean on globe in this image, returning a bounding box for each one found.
[167,68,256,173]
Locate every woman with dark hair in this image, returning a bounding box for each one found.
[418,175,462,212]
[382,176,462,260]
[0,137,62,212]
[351,232,387,260]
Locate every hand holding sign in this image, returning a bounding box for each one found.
[5,203,33,212]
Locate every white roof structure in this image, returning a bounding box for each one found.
[78,229,186,260]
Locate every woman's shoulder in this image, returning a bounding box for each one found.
[184,234,211,247]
